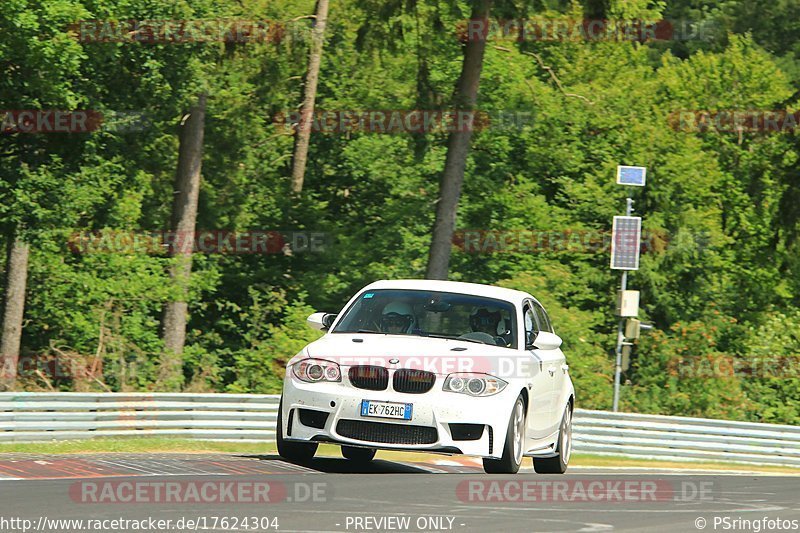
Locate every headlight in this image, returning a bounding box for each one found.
[443,373,507,396]
[292,358,341,383]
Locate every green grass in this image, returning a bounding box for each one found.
[570,453,800,474]
[0,439,797,474]
[0,437,278,455]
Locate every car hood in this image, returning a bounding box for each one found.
[294,333,523,376]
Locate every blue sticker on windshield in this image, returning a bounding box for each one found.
[363,293,374,299]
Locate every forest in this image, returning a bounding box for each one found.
[0,0,798,424]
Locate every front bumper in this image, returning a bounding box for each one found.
[280,372,518,459]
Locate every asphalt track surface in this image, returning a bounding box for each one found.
[0,453,798,532]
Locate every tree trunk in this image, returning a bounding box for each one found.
[425,0,491,280]
[0,237,30,390]
[159,94,206,390]
[290,0,330,194]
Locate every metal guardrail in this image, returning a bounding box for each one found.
[573,408,800,467]
[0,392,279,442]
[1,393,799,467]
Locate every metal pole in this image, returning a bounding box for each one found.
[612,198,634,412]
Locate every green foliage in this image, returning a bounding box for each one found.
[226,293,323,393]
[624,313,756,419]
[739,311,800,424]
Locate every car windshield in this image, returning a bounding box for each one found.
[332,289,517,348]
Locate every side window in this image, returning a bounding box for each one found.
[532,302,553,333]
[523,305,538,347]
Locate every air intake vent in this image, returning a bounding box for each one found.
[393,369,436,394]
[336,419,437,445]
[449,423,485,441]
[348,366,389,390]
[298,409,329,429]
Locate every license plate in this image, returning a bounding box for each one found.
[360,400,413,420]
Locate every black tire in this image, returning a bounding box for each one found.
[533,404,572,474]
[483,395,526,474]
[276,399,318,462]
[341,445,376,462]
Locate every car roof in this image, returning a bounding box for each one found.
[361,279,534,305]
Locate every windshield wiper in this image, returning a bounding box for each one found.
[427,333,500,346]
[456,337,494,346]
[422,333,482,345]
[422,333,456,340]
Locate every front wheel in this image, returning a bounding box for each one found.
[276,399,318,462]
[483,395,526,474]
[533,404,572,474]
[341,445,376,462]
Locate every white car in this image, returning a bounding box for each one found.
[277,279,574,474]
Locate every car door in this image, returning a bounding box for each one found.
[531,299,566,430]
[526,299,562,435]
[521,303,555,439]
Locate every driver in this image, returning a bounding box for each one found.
[379,302,416,334]
[470,308,501,337]
[469,307,513,346]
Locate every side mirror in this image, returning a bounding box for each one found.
[307,312,337,331]
[530,331,562,350]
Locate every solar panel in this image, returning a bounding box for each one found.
[610,216,642,270]
[616,165,647,186]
